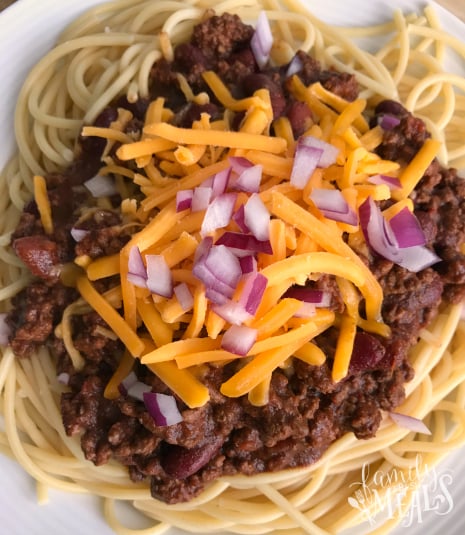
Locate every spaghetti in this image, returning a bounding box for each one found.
[1,1,465,534]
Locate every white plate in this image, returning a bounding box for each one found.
[1,1,465,534]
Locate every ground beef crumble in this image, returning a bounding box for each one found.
[5,12,465,504]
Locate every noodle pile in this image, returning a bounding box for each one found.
[1,1,465,534]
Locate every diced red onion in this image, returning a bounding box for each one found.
[212,299,252,325]
[286,54,303,77]
[300,136,339,168]
[194,236,213,264]
[57,372,70,385]
[388,207,426,248]
[127,245,147,288]
[215,231,273,255]
[294,302,316,318]
[378,114,401,130]
[70,227,90,242]
[234,164,263,193]
[205,287,231,305]
[145,254,173,297]
[232,204,250,233]
[239,255,257,274]
[174,282,194,311]
[290,143,322,189]
[389,412,432,435]
[193,245,242,299]
[128,245,146,278]
[244,193,270,241]
[221,324,258,356]
[200,192,237,237]
[359,196,440,272]
[251,11,273,69]
[143,392,183,426]
[367,174,402,189]
[229,156,254,175]
[176,189,193,212]
[127,380,152,402]
[283,287,331,307]
[0,313,11,346]
[127,272,148,289]
[395,245,441,273]
[310,188,358,225]
[84,175,118,197]
[238,272,268,316]
[119,371,138,396]
[211,167,231,198]
[191,186,212,212]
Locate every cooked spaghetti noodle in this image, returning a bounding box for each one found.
[1,1,465,534]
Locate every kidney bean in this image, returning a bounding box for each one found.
[374,99,408,117]
[13,235,60,281]
[161,438,222,479]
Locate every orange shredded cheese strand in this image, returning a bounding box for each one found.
[294,342,326,366]
[270,191,383,321]
[392,138,442,200]
[104,351,135,399]
[144,122,287,154]
[116,138,177,160]
[76,276,144,357]
[250,297,303,339]
[148,361,209,408]
[220,312,334,398]
[141,337,221,364]
[33,175,53,235]
[81,126,133,144]
[332,314,358,382]
[87,254,120,281]
[136,298,173,347]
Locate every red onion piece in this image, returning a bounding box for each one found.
[389,412,432,435]
[205,287,231,305]
[119,370,138,396]
[174,282,194,311]
[191,186,212,212]
[194,236,213,264]
[176,189,193,212]
[193,245,242,299]
[84,175,118,197]
[0,313,11,346]
[57,372,70,385]
[200,192,237,237]
[310,188,358,225]
[378,114,401,130]
[300,136,339,168]
[234,164,263,193]
[127,245,148,288]
[283,287,331,307]
[294,302,316,318]
[367,174,402,189]
[221,324,258,356]
[286,54,303,77]
[127,380,152,401]
[128,245,146,278]
[290,143,322,189]
[251,11,273,69]
[359,196,440,272]
[146,254,173,297]
[232,204,250,233]
[239,255,257,274]
[238,272,268,316]
[244,193,270,241]
[388,207,426,248]
[229,156,254,175]
[211,167,231,198]
[70,227,90,242]
[143,392,183,426]
[215,231,273,255]
[212,299,252,325]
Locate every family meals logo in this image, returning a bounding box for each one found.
[347,455,454,527]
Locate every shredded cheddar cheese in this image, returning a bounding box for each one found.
[63,51,443,405]
[33,175,53,235]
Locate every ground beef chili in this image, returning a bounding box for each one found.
[6,13,465,504]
